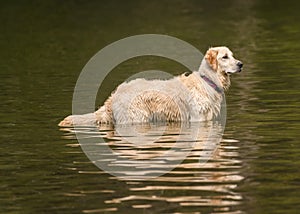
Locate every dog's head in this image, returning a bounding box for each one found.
[205,46,243,74]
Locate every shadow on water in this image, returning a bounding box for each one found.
[60,121,244,213]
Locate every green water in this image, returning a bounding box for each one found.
[1,0,300,213]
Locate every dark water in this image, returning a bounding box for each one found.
[1,0,300,213]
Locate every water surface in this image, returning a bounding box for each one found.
[1,0,300,213]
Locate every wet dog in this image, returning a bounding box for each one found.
[59,46,242,126]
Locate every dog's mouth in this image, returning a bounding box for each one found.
[224,68,242,75]
[233,65,243,73]
[223,63,243,74]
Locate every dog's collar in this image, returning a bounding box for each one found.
[200,74,223,94]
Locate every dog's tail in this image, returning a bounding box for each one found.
[58,97,113,127]
[58,112,97,127]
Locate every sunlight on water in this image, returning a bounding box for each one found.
[60,121,244,213]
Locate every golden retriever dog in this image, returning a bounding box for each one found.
[59,46,242,126]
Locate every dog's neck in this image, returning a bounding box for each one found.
[198,59,231,91]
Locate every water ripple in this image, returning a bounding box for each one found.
[61,122,244,213]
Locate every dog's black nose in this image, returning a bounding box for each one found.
[237,61,243,68]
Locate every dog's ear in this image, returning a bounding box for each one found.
[205,49,218,71]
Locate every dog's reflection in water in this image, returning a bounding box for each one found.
[61,120,226,179]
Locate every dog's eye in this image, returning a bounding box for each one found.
[222,55,228,59]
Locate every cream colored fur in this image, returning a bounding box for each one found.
[59,46,242,126]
